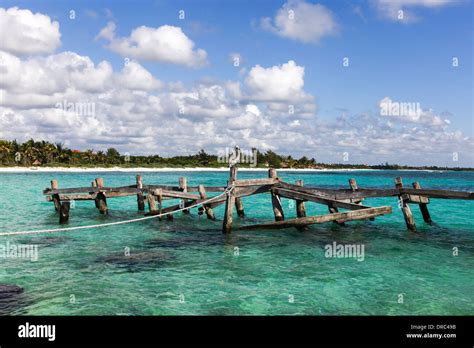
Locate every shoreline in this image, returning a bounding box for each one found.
[0,166,457,173]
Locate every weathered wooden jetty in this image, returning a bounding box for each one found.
[43,167,474,233]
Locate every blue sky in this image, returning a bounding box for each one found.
[0,0,472,166]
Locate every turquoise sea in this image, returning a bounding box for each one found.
[0,170,473,315]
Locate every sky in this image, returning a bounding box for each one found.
[0,0,472,166]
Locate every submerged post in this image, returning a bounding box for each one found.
[136,175,145,211]
[412,182,432,223]
[59,201,70,224]
[269,168,284,221]
[51,180,60,212]
[223,166,237,233]
[295,180,306,218]
[198,184,215,220]
[395,177,416,231]
[179,177,190,214]
[95,177,108,215]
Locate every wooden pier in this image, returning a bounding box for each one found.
[42,167,474,233]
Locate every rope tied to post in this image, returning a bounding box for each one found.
[0,187,234,237]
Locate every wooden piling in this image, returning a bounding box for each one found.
[95,177,108,215]
[51,180,60,212]
[147,191,157,213]
[223,166,237,233]
[91,180,99,208]
[268,169,284,221]
[179,177,190,214]
[235,197,245,217]
[198,184,215,220]
[328,203,345,226]
[295,180,306,218]
[59,201,70,224]
[395,177,416,231]
[136,175,145,211]
[412,182,432,223]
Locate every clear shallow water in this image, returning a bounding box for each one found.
[0,170,473,315]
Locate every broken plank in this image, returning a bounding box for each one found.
[238,206,392,230]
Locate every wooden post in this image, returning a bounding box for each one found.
[91,180,99,208]
[268,169,284,221]
[179,177,190,214]
[395,177,416,231]
[328,203,345,226]
[155,188,163,221]
[295,180,306,218]
[59,201,70,224]
[198,184,215,220]
[223,166,237,233]
[147,191,157,213]
[412,182,432,223]
[235,197,245,217]
[136,175,145,211]
[51,180,60,212]
[95,177,108,215]
[349,178,371,219]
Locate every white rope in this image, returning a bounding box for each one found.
[0,186,234,237]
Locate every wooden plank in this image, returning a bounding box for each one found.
[395,177,416,231]
[136,175,145,211]
[235,185,272,198]
[234,178,279,187]
[239,206,392,230]
[158,190,201,200]
[412,182,432,223]
[400,188,474,200]
[198,184,215,220]
[269,169,284,221]
[223,166,237,233]
[274,187,372,211]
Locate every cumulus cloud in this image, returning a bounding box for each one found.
[372,0,456,22]
[245,60,306,101]
[96,22,208,67]
[0,7,61,55]
[261,0,338,43]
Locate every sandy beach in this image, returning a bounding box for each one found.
[0,166,380,173]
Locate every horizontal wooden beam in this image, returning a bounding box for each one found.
[400,188,473,200]
[234,178,279,187]
[274,188,372,211]
[238,206,392,230]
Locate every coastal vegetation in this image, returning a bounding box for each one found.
[0,139,472,170]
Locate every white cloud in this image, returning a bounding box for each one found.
[245,60,306,101]
[261,0,338,43]
[0,7,61,55]
[115,61,162,91]
[97,22,208,68]
[373,0,455,22]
